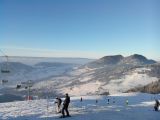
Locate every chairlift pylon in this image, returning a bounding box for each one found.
[1,56,10,73]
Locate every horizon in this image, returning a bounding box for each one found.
[0,0,159,60]
[0,53,159,61]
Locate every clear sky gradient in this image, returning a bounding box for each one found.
[0,0,159,60]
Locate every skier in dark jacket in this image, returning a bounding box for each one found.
[107,98,110,104]
[154,99,160,111]
[61,93,71,118]
[80,97,83,102]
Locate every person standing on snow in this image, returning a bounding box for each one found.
[126,99,129,106]
[61,93,71,118]
[154,99,160,111]
[80,97,83,102]
[55,97,62,113]
[107,98,110,104]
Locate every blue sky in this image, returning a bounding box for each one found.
[0,0,159,59]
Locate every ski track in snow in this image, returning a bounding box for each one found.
[0,93,160,120]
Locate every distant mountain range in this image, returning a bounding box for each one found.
[59,54,160,96]
[0,54,160,101]
[86,54,156,68]
[0,57,94,100]
[0,56,95,65]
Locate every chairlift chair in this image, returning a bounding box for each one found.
[1,79,8,84]
[1,69,10,73]
[16,84,21,89]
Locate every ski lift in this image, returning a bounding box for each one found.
[26,80,33,101]
[1,56,10,73]
[1,69,10,73]
[1,79,8,84]
[16,84,21,89]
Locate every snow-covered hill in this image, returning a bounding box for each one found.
[60,65,159,96]
[58,55,160,96]
[0,62,77,86]
[0,93,160,120]
[86,54,156,68]
[0,57,92,98]
[0,55,160,100]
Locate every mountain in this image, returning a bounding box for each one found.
[35,62,74,67]
[58,54,159,96]
[0,61,77,84]
[0,57,94,100]
[0,54,159,101]
[0,56,95,65]
[121,54,156,65]
[86,55,124,68]
[85,54,156,68]
[0,56,94,83]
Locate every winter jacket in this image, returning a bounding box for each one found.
[63,96,70,106]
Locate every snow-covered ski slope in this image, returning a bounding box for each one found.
[0,93,160,120]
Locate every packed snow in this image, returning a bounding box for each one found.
[0,93,160,120]
[62,81,103,96]
[60,67,159,96]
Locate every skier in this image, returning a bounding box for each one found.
[55,97,62,113]
[61,93,71,118]
[80,97,83,102]
[126,99,129,106]
[96,99,98,103]
[107,98,110,104]
[154,99,160,111]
